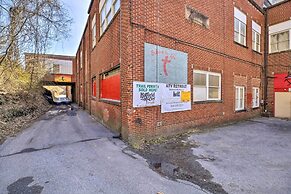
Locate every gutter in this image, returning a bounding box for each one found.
[263,9,269,113]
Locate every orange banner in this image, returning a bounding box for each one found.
[54,75,72,83]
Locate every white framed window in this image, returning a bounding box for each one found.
[92,14,96,48]
[252,87,260,108]
[234,7,247,46]
[270,31,289,53]
[235,86,245,111]
[252,21,261,52]
[193,70,221,102]
[100,0,120,36]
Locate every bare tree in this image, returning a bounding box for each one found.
[0,0,72,92]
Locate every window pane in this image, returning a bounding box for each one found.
[194,87,207,101]
[252,31,255,42]
[256,33,260,44]
[101,23,105,33]
[106,0,112,14]
[234,32,239,42]
[252,41,256,50]
[234,18,239,32]
[270,34,277,44]
[278,41,289,51]
[114,0,120,12]
[278,31,289,42]
[240,35,246,45]
[101,8,106,23]
[271,44,278,52]
[194,73,206,86]
[209,75,219,87]
[256,43,260,52]
[240,23,246,36]
[209,87,219,99]
[239,98,243,109]
[107,10,113,23]
[240,87,244,99]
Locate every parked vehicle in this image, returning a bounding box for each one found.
[53,95,71,105]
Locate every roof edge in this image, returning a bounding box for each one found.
[88,0,94,14]
[267,0,291,9]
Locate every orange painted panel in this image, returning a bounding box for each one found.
[100,74,120,101]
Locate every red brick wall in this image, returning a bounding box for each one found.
[76,0,291,143]
[120,0,265,142]
[266,1,291,114]
[87,0,122,132]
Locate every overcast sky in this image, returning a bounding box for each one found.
[48,0,91,56]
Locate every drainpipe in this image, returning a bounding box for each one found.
[263,9,269,114]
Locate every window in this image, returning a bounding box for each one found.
[100,66,120,101]
[234,7,247,46]
[80,50,83,69]
[92,14,96,48]
[52,64,60,74]
[270,31,289,53]
[100,0,120,35]
[235,86,245,111]
[252,21,261,52]
[92,77,97,97]
[252,87,260,108]
[193,70,221,102]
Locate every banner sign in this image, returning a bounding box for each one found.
[144,43,188,84]
[274,73,291,92]
[161,84,191,113]
[54,75,72,83]
[133,81,163,107]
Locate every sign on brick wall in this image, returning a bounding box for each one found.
[144,43,188,84]
[133,81,163,107]
[161,84,191,113]
[54,75,72,82]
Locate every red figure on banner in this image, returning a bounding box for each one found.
[162,56,171,76]
[285,71,291,85]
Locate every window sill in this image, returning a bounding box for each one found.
[269,49,291,55]
[193,100,223,104]
[234,41,248,49]
[235,109,247,113]
[99,98,121,106]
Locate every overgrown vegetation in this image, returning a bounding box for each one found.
[0,90,51,144]
[0,0,72,143]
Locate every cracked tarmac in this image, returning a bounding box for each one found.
[0,105,206,194]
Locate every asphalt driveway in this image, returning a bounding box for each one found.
[0,105,205,194]
[189,117,291,194]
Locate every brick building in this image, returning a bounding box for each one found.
[266,1,291,118]
[74,0,291,143]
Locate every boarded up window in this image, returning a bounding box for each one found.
[100,66,120,101]
[185,6,209,28]
[144,43,188,84]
